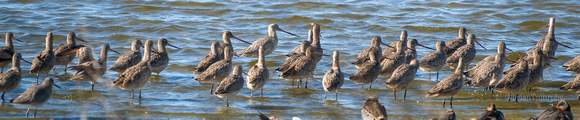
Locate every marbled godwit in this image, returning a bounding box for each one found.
[195,46,233,94]
[150,38,180,75]
[405,38,434,64]
[54,32,87,72]
[237,23,299,57]
[526,48,545,92]
[220,31,250,57]
[560,75,580,100]
[0,32,22,73]
[10,77,61,118]
[323,50,344,100]
[380,40,407,77]
[535,17,572,64]
[383,30,407,55]
[530,100,573,120]
[258,111,281,120]
[110,40,143,73]
[0,53,22,102]
[563,55,580,74]
[427,58,465,108]
[419,41,447,81]
[477,103,504,120]
[353,36,387,68]
[504,35,554,75]
[361,96,387,120]
[492,60,529,102]
[431,109,456,120]
[444,27,467,57]
[31,32,56,84]
[350,50,380,89]
[289,29,312,56]
[247,46,269,97]
[195,42,223,74]
[112,40,154,99]
[465,42,507,90]
[214,65,244,107]
[310,24,324,62]
[276,41,310,73]
[69,44,111,90]
[446,34,485,69]
[386,59,419,100]
[280,47,319,88]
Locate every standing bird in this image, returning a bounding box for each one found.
[465,42,508,90]
[69,44,112,90]
[535,17,572,65]
[560,74,580,100]
[323,50,344,100]
[361,96,388,120]
[477,103,504,120]
[10,77,61,118]
[353,37,385,68]
[380,40,407,77]
[280,47,319,88]
[194,42,223,74]
[110,40,143,73]
[405,38,434,64]
[310,24,324,63]
[53,32,87,72]
[219,31,251,57]
[525,48,546,92]
[150,38,181,75]
[427,58,465,108]
[0,32,22,73]
[237,24,299,57]
[112,40,154,99]
[276,41,311,73]
[0,53,22,102]
[350,50,381,89]
[247,46,269,97]
[419,41,447,81]
[289,29,312,56]
[214,65,244,107]
[383,30,407,55]
[530,100,573,120]
[493,60,529,102]
[386,59,419,100]
[445,27,467,57]
[31,32,56,84]
[563,55,580,74]
[446,34,486,69]
[195,46,233,94]
[431,109,456,120]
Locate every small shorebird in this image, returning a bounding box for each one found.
[526,48,546,92]
[563,55,580,74]
[380,40,407,77]
[214,65,244,107]
[465,42,508,90]
[69,44,111,90]
[386,59,419,100]
[352,36,388,68]
[150,38,181,75]
[110,40,143,73]
[445,27,467,57]
[195,46,233,94]
[54,32,87,72]
[0,53,22,102]
[350,50,381,89]
[276,41,310,73]
[530,100,573,120]
[195,42,223,74]
[427,58,465,108]
[430,109,456,120]
[247,46,269,97]
[493,60,529,102]
[219,31,251,57]
[10,77,61,118]
[237,23,299,57]
[419,41,447,81]
[405,38,434,64]
[289,29,312,56]
[477,103,504,120]
[280,47,319,88]
[112,40,154,99]
[31,32,56,84]
[361,96,387,120]
[322,50,344,100]
[560,74,580,100]
[0,32,22,73]
[310,24,324,62]
[535,17,572,65]
[446,34,486,69]
[383,30,407,55]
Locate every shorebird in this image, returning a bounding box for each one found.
[69,44,111,90]
[431,109,456,120]
[237,23,299,57]
[405,38,434,64]
[560,74,580,100]
[214,65,244,107]
[445,27,467,57]
[247,46,269,97]
[563,55,580,74]
[276,41,310,73]
[493,60,529,102]
[0,32,22,73]
[280,46,319,88]
[419,41,447,81]
[530,100,573,120]
[383,30,407,55]
[386,59,419,100]
[535,17,572,65]
[446,34,486,69]
[504,34,555,74]
[110,40,143,73]
[427,58,465,108]
[361,96,387,120]
[352,36,388,68]
[322,50,344,100]
[0,53,22,102]
[289,29,312,56]
[465,42,508,90]
[526,48,546,92]
[477,103,504,120]
[150,38,181,75]
[10,77,61,118]
[53,32,87,72]
[219,31,251,57]
[31,32,56,84]
[112,40,154,99]
[195,42,223,74]
[310,24,324,62]
[380,40,407,77]
[350,50,381,89]
[258,111,281,120]
[195,46,233,94]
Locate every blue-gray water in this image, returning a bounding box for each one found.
[0,1,579,119]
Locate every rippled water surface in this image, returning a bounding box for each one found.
[0,1,579,119]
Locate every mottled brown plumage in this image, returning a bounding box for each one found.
[563,55,580,74]
[31,32,56,84]
[427,58,465,108]
[445,27,467,57]
[560,75,580,100]
[0,53,22,102]
[219,31,250,57]
[195,46,233,94]
[310,24,323,63]
[353,36,383,68]
[419,41,447,80]
[195,42,223,74]
[69,44,110,90]
[0,32,21,73]
[112,40,153,99]
[280,47,318,86]
[110,40,143,72]
[10,77,60,118]
[493,60,529,102]
[466,42,507,88]
[380,40,407,77]
[361,96,387,120]
[247,46,269,97]
[237,24,298,57]
[54,32,87,72]
[323,50,344,100]
[151,38,179,75]
[383,30,407,55]
[386,59,419,100]
[276,41,310,73]
[446,34,477,69]
[215,65,244,107]
[350,50,380,89]
[289,29,312,56]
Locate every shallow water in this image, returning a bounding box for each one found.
[0,1,579,119]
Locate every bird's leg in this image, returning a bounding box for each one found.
[26,108,30,118]
[226,97,229,107]
[33,108,37,118]
[131,89,134,98]
[369,82,372,90]
[404,89,407,100]
[450,97,453,108]
[298,79,302,88]
[250,90,253,97]
[305,79,308,88]
[1,92,4,102]
[335,91,339,101]
[577,95,579,100]
[210,83,214,95]
[91,82,95,90]
[260,88,263,97]
[1,68,3,73]
[393,89,397,100]
[515,94,519,102]
[508,94,511,102]
[436,71,439,81]
[139,90,142,99]
[443,98,446,108]
[324,91,327,99]
[36,74,39,84]
[64,65,68,72]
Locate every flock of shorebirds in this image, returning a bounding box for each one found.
[0,17,576,119]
